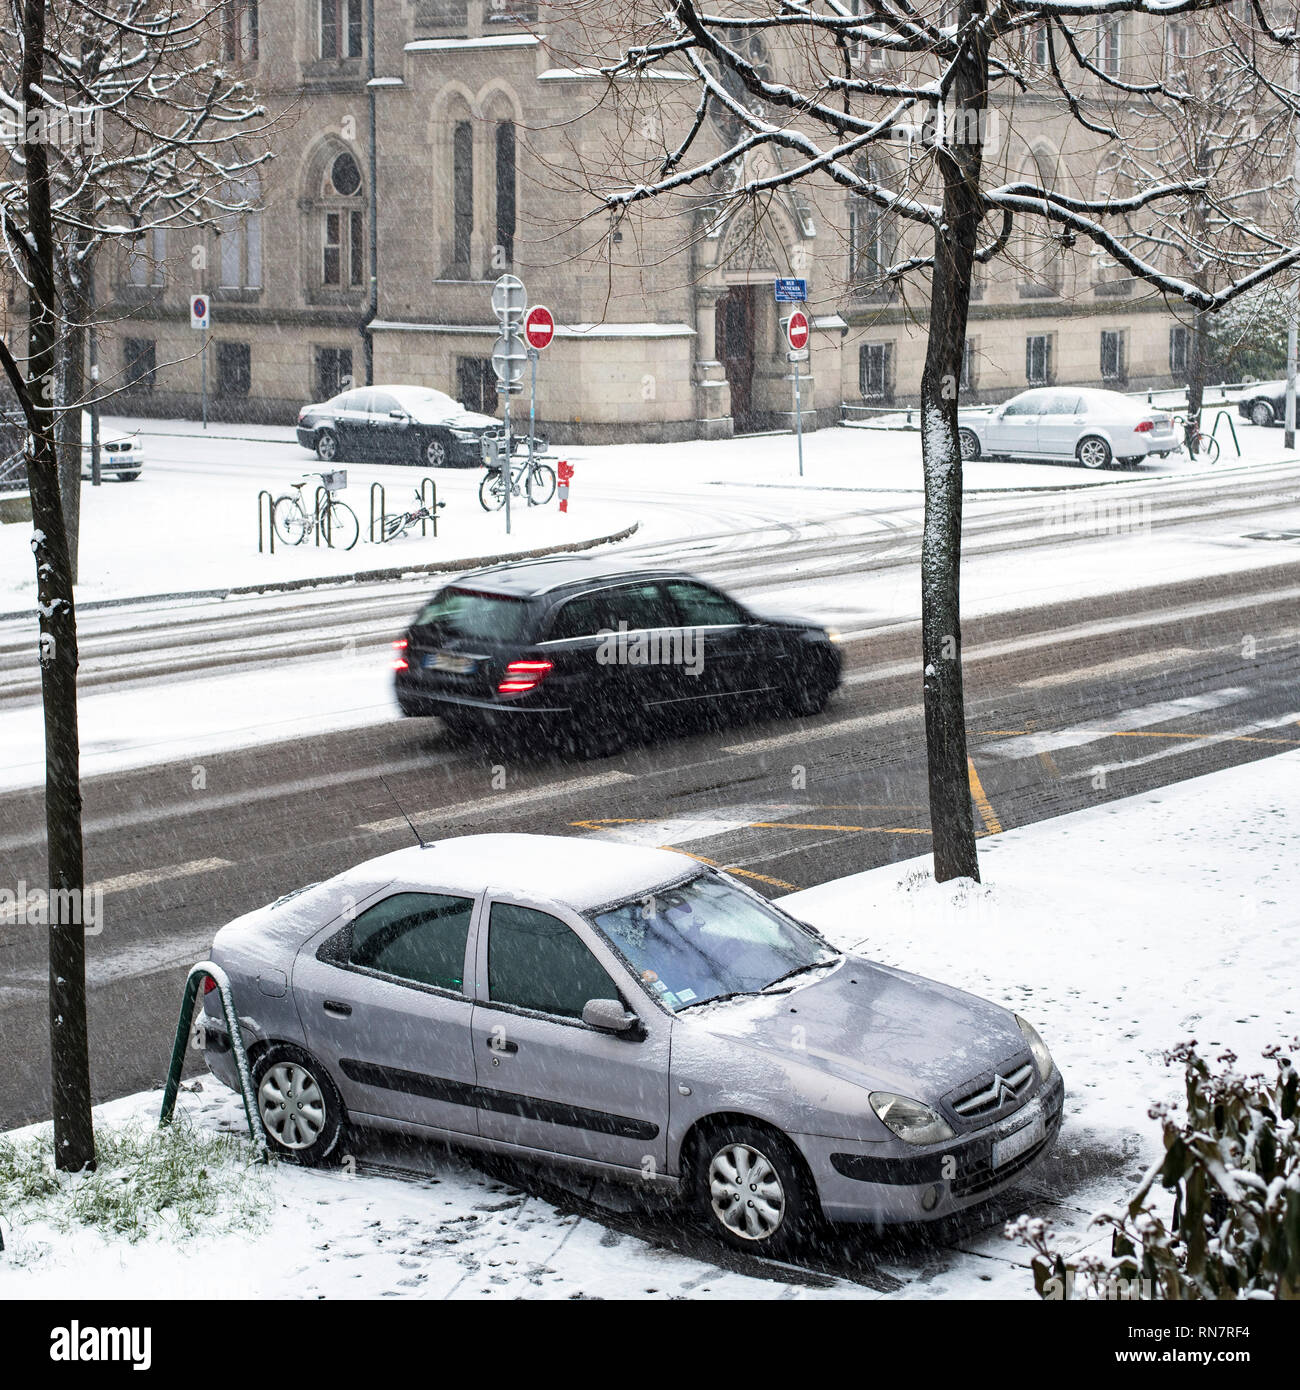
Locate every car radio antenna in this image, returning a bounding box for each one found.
[379,775,428,849]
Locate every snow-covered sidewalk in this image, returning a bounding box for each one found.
[2,748,1294,1299]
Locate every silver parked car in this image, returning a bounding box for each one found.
[201,834,1063,1253]
[958,387,1178,469]
[79,411,144,481]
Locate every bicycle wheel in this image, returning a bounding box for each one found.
[323,499,360,551]
[381,513,406,542]
[1192,433,1220,465]
[527,462,557,506]
[272,494,310,546]
[479,468,507,512]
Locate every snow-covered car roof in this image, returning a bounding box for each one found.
[332,833,699,912]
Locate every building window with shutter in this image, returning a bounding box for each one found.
[1169,325,1188,375]
[859,342,894,402]
[1100,330,1126,383]
[1026,334,1052,385]
[216,342,251,398]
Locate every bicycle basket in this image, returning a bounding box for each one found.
[319,468,347,493]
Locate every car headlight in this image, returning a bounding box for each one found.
[450,429,479,441]
[824,627,843,644]
[1016,1014,1055,1082]
[869,1092,955,1145]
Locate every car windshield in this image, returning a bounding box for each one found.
[395,387,460,415]
[415,586,535,643]
[588,874,838,1012]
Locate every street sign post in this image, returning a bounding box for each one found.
[191,295,210,429]
[522,307,554,474]
[774,277,808,303]
[490,276,529,534]
[784,311,811,476]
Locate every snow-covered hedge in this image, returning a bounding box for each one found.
[1010,1044,1300,1300]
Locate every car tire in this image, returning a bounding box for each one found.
[423,434,449,469]
[252,1044,346,1166]
[957,427,981,461]
[1077,435,1112,470]
[574,687,647,759]
[782,653,837,718]
[1250,400,1275,428]
[691,1121,816,1256]
[315,428,340,463]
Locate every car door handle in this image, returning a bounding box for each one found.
[485,1037,518,1054]
[323,1000,352,1017]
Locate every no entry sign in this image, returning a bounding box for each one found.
[786,310,809,351]
[524,305,555,350]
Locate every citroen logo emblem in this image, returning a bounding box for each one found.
[991,1074,1016,1106]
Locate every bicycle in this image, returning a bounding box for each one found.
[1170,413,1220,466]
[380,488,446,542]
[478,435,557,512]
[272,473,360,550]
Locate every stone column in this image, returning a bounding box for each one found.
[694,286,732,439]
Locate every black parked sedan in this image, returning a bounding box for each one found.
[1237,381,1291,428]
[392,557,843,756]
[296,384,498,468]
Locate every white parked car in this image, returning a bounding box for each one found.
[79,411,143,481]
[958,387,1179,470]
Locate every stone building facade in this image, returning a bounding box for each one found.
[94,2,1214,441]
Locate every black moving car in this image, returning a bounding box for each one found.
[1237,382,1289,428]
[392,557,843,756]
[296,384,499,468]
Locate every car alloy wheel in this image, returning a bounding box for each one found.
[1077,436,1111,470]
[316,428,339,462]
[958,427,981,461]
[1251,401,1274,428]
[708,1141,787,1243]
[259,1062,325,1149]
[252,1045,345,1164]
[424,436,448,468]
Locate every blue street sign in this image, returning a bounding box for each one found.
[774,277,807,303]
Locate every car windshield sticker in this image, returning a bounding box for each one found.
[676,988,697,1002]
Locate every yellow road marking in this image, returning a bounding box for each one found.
[572,817,930,836]
[967,758,1003,835]
[665,851,798,892]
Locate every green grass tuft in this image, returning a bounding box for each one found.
[0,1113,269,1245]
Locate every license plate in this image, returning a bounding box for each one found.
[992,1108,1046,1168]
[424,652,476,675]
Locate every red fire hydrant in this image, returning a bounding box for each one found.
[557,460,573,513]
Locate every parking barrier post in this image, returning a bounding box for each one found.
[420,476,440,537]
[369,481,386,543]
[257,490,275,554]
[160,961,268,1157]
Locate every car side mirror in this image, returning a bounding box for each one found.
[582,998,640,1035]
[389,409,407,421]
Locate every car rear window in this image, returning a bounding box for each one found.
[415,587,537,643]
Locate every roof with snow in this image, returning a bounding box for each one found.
[337,833,699,910]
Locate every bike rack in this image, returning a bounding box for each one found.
[256,489,276,554]
[1210,409,1241,457]
[420,475,440,538]
[369,481,386,544]
[314,485,330,547]
[159,961,268,1158]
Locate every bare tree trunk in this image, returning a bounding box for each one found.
[919,2,988,883]
[18,0,95,1172]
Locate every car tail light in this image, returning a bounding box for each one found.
[391,637,409,672]
[202,974,218,995]
[1135,420,1154,433]
[497,659,553,695]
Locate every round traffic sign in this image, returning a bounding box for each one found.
[524,305,555,351]
[491,331,528,385]
[192,296,207,318]
[786,310,809,351]
[491,274,527,323]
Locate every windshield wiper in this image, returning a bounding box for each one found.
[760,956,841,994]
[676,989,754,1012]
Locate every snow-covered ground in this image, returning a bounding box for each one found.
[0,411,1290,611]
[2,749,1294,1299]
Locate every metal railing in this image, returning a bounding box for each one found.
[256,489,276,553]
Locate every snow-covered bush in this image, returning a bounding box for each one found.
[1009,1044,1300,1300]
